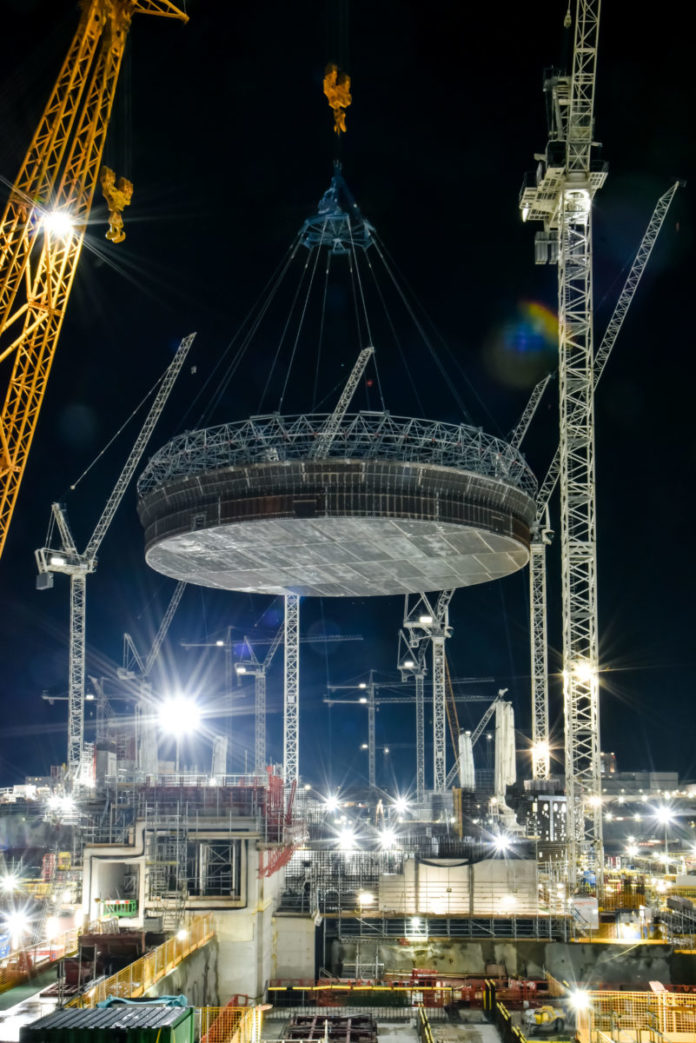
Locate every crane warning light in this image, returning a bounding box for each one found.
[323,63,351,135]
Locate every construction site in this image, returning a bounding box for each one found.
[0,3,692,1043]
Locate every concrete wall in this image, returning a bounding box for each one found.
[212,844,285,1002]
[378,858,538,916]
[330,938,696,986]
[272,915,316,979]
[149,942,219,1006]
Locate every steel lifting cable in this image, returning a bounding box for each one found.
[67,370,164,495]
[278,217,327,413]
[371,232,477,422]
[193,235,305,427]
[312,247,333,411]
[261,229,322,411]
[361,244,426,416]
[346,220,385,410]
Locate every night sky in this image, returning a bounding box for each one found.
[0,0,693,792]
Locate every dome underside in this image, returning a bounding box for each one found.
[139,457,535,598]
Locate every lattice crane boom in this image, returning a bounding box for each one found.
[527,181,682,786]
[35,334,193,782]
[520,0,605,886]
[0,0,187,562]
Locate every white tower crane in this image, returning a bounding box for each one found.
[519,182,681,787]
[236,625,284,773]
[399,591,454,794]
[519,0,607,885]
[35,332,194,784]
[119,579,187,775]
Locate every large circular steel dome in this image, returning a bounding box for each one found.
[137,412,537,597]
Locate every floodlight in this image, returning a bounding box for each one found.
[337,828,356,850]
[0,874,19,894]
[176,927,189,941]
[418,614,433,624]
[568,989,591,1011]
[379,828,398,850]
[394,795,410,815]
[493,834,512,853]
[573,660,596,683]
[324,794,340,813]
[4,908,31,945]
[158,695,201,738]
[42,210,74,238]
[655,805,674,825]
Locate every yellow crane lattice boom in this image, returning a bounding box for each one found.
[0,0,187,561]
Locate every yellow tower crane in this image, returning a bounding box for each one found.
[0,0,187,562]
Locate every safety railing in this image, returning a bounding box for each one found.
[199,1005,260,1043]
[576,989,696,1043]
[0,916,118,995]
[68,914,214,1007]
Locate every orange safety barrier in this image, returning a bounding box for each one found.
[68,914,214,1008]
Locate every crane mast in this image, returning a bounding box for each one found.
[0,0,186,562]
[520,0,606,887]
[36,333,194,783]
[524,181,681,787]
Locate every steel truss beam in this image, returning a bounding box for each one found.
[283,593,300,784]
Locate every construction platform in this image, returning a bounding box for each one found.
[137,413,536,597]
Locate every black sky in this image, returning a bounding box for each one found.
[0,1,693,791]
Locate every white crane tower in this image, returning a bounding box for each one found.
[35,333,194,784]
[520,0,607,886]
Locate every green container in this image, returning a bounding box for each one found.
[19,1004,194,1043]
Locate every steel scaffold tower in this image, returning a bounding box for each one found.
[283,593,300,784]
